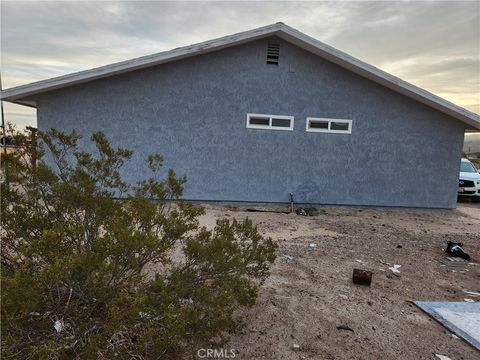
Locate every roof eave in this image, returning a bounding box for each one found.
[7,99,37,108]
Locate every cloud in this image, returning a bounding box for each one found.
[1,1,479,127]
[381,55,480,113]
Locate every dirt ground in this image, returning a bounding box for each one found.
[197,200,480,360]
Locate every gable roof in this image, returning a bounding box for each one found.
[1,22,479,129]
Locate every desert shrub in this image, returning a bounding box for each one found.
[1,127,277,359]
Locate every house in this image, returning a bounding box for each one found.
[2,23,480,208]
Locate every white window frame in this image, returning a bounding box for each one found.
[246,113,294,131]
[306,117,352,134]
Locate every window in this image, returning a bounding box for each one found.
[306,118,352,134]
[246,113,294,131]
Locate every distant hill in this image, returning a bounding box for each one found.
[464,133,480,154]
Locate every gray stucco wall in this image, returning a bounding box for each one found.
[36,36,466,208]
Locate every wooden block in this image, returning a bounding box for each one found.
[352,268,372,286]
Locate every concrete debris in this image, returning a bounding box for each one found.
[464,298,475,303]
[292,344,300,351]
[352,268,372,286]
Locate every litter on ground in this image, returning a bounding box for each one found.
[295,207,320,216]
[441,257,470,267]
[435,355,453,360]
[54,320,65,333]
[388,264,401,274]
[336,325,354,332]
[445,241,471,261]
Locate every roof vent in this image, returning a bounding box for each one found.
[266,43,280,65]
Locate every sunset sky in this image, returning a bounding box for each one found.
[1,1,479,130]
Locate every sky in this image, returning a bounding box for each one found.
[1,1,479,133]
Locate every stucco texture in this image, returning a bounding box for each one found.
[36,36,466,208]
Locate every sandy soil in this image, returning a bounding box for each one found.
[197,200,480,360]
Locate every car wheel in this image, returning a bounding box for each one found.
[472,197,480,203]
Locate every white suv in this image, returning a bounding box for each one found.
[458,158,480,202]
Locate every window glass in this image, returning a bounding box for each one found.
[249,117,269,126]
[272,118,291,128]
[309,121,329,129]
[330,122,349,131]
[460,161,477,173]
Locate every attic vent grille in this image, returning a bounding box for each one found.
[266,43,280,65]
